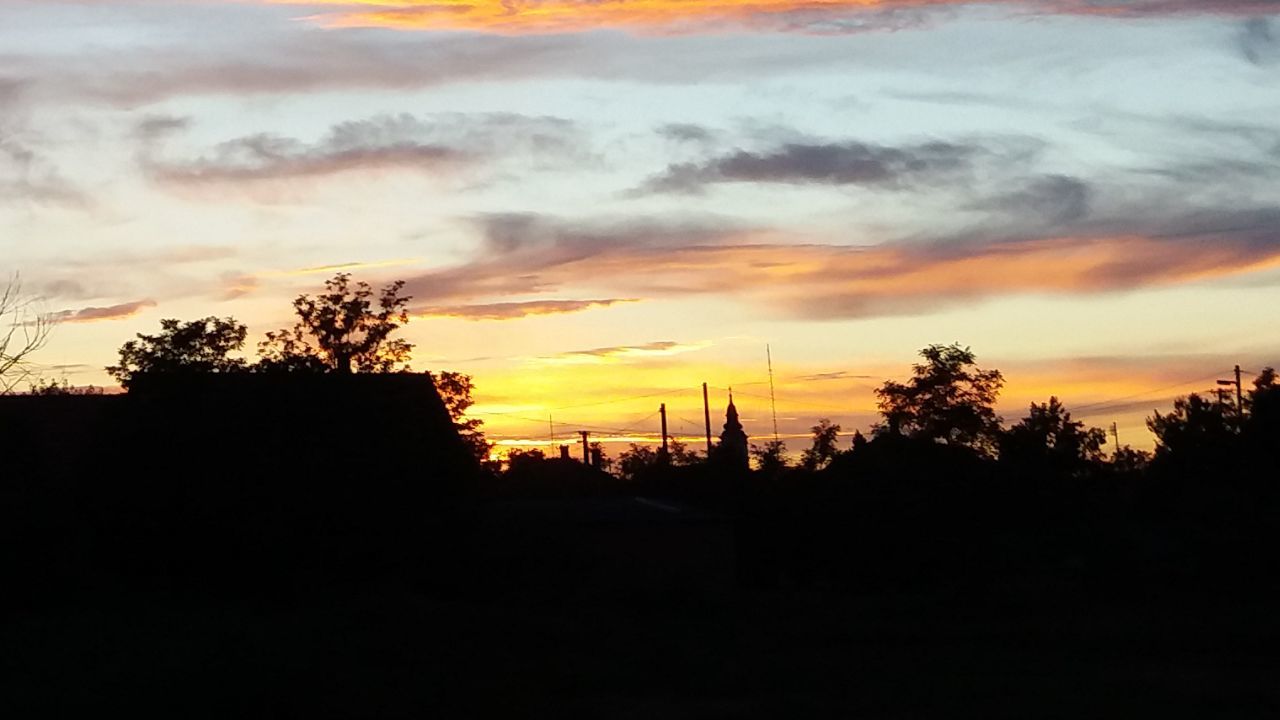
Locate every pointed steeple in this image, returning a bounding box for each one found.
[724,388,742,432]
[718,388,748,471]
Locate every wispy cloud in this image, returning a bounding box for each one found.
[642,139,990,194]
[274,0,1280,35]
[54,299,156,323]
[140,113,581,187]
[414,298,636,321]
[397,205,1280,321]
[537,340,711,365]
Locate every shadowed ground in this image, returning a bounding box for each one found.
[7,493,1279,718]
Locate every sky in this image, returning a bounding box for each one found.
[3,0,1279,455]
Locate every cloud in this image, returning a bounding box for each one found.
[538,340,711,365]
[54,299,156,323]
[641,139,997,193]
[397,205,1280,321]
[1,91,86,207]
[971,175,1092,226]
[274,0,1280,35]
[657,124,720,144]
[1240,17,1279,65]
[400,213,768,303]
[413,298,636,320]
[141,112,580,186]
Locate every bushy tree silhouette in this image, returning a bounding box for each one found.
[107,317,247,389]
[434,370,492,463]
[749,439,788,474]
[874,343,1004,456]
[617,443,659,480]
[1147,392,1238,459]
[1000,396,1106,476]
[258,273,412,374]
[800,419,841,471]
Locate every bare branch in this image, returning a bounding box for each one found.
[1,273,57,394]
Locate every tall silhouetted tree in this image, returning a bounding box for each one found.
[1000,396,1106,475]
[874,343,1004,456]
[800,419,841,471]
[1,274,54,394]
[258,273,412,374]
[107,316,247,389]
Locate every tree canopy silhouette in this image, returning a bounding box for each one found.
[750,439,788,474]
[874,343,1004,456]
[434,370,492,463]
[1000,396,1106,475]
[258,273,412,374]
[800,419,841,471]
[106,316,247,390]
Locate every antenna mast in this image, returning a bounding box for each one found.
[767,344,780,442]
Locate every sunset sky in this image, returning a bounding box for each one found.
[3,0,1278,454]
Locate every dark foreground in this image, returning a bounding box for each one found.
[7,495,1280,718]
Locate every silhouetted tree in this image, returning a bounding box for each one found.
[850,430,868,451]
[433,370,491,464]
[1110,445,1151,474]
[874,343,1004,456]
[1245,367,1279,438]
[750,439,788,474]
[1,274,55,394]
[589,441,611,472]
[28,378,103,396]
[506,447,546,473]
[107,317,247,389]
[617,443,659,480]
[667,438,703,466]
[1148,392,1238,459]
[258,273,412,374]
[800,419,841,471]
[1000,396,1106,475]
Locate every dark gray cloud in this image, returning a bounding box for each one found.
[972,175,1092,226]
[142,113,581,186]
[657,123,720,144]
[1241,17,1280,64]
[642,139,987,193]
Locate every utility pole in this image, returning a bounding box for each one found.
[659,403,669,460]
[549,414,555,455]
[1217,364,1244,419]
[1111,422,1120,450]
[702,382,713,455]
[579,430,589,464]
[1236,364,1244,417]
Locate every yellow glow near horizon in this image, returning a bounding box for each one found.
[269,0,1275,34]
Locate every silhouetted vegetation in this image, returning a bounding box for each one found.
[8,328,1279,716]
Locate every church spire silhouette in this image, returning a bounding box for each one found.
[719,388,748,471]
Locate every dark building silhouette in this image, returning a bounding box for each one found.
[719,391,749,471]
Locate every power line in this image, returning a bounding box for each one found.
[1069,370,1230,414]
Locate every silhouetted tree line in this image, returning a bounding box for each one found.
[104,273,491,462]
[2,274,489,601]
